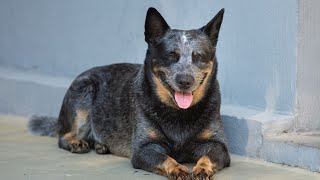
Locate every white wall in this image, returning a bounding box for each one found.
[216,1,297,115]
[0,1,297,118]
[296,0,320,131]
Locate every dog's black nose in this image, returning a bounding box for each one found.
[176,74,195,90]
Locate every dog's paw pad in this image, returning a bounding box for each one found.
[94,143,109,154]
[191,166,216,180]
[168,165,191,180]
[69,140,90,153]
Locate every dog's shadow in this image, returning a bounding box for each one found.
[222,115,253,157]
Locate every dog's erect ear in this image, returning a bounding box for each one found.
[145,7,170,44]
[201,8,224,47]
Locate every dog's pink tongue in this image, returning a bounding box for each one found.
[174,91,193,109]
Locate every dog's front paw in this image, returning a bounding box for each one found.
[168,164,191,180]
[191,156,218,180]
[191,163,217,180]
[191,168,213,180]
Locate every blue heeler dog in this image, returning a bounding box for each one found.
[28,7,230,180]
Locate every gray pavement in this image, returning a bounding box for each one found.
[0,115,319,180]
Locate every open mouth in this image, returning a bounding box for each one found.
[174,91,193,109]
[165,83,193,109]
[159,72,208,109]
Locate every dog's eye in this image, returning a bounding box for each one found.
[168,51,179,60]
[193,52,204,62]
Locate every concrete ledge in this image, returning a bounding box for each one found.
[221,105,294,157]
[221,105,294,135]
[0,66,71,116]
[262,134,320,172]
[222,105,320,172]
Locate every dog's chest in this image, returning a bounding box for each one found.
[160,121,196,149]
[156,110,203,146]
[159,122,197,162]
[166,128,190,146]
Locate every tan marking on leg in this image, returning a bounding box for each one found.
[63,132,75,142]
[61,110,90,153]
[75,109,89,131]
[156,156,189,178]
[70,139,81,145]
[63,131,79,145]
[192,62,214,105]
[62,109,88,143]
[198,129,216,140]
[148,128,158,139]
[192,156,217,179]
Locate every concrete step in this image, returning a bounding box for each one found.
[222,106,320,172]
[0,115,319,180]
[262,133,320,172]
[0,66,72,116]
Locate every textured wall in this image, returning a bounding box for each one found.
[218,1,297,115]
[296,0,320,131]
[0,0,297,115]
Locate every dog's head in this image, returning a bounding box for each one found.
[144,7,224,109]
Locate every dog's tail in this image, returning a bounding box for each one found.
[27,115,58,137]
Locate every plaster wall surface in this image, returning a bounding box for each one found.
[0,0,297,116]
[296,0,320,131]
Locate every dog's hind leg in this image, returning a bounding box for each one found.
[57,74,98,154]
[58,109,91,153]
[59,133,90,153]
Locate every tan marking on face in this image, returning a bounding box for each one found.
[192,62,214,105]
[192,156,218,176]
[152,74,178,108]
[153,60,159,76]
[148,128,158,139]
[156,156,189,177]
[198,129,216,140]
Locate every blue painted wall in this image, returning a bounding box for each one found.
[0,0,297,115]
[217,1,297,115]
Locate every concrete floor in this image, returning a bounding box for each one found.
[0,115,319,180]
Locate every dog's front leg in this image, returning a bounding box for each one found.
[131,142,190,180]
[191,141,230,179]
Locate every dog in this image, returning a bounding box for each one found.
[28,7,230,180]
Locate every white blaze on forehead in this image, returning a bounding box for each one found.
[181,32,187,44]
[179,31,193,64]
